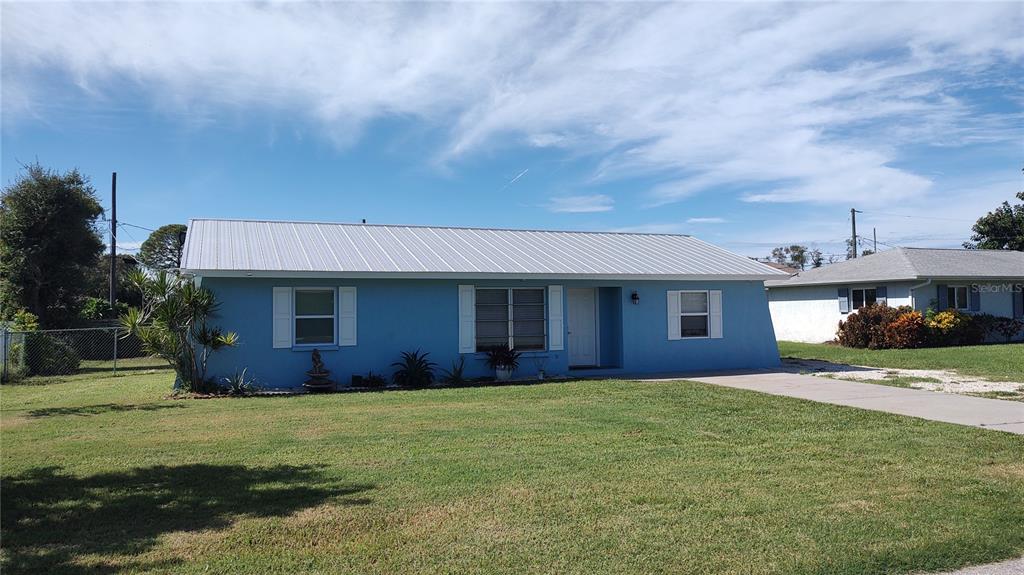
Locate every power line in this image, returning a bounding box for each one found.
[859,210,975,223]
[119,221,155,232]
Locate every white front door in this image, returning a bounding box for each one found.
[567,288,598,367]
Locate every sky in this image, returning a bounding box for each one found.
[2,1,1022,259]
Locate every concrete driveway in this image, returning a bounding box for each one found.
[687,371,1024,434]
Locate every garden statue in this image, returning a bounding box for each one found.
[304,348,334,392]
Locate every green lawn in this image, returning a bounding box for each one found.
[2,367,1023,575]
[779,341,1024,381]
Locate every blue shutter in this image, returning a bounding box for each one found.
[876,286,887,305]
[969,285,981,312]
[838,288,850,314]
[936,285,948,310]
[1014,285,1024,319]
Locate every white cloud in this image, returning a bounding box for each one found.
[3,2,1021,208]
[546,194,614,213]
[686,217,727,224]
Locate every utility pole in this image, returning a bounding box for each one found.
[873,227,877,253]
[850,207,860,259]
[109,172,117,307]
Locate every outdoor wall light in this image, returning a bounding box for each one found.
[631,291,640,305]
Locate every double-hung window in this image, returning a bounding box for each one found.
[679,291,709,338]
[947,285,969,310]
[852,288,877,310]
[294,288,336,345]
[475,288,546,351]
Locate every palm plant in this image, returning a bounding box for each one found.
[120,269,238,392]
[391,349,436,388]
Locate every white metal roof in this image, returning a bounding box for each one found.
[765,247,1024,287]
[181,219,786,280]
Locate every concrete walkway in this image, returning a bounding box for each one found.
[925,556,1024,575]
[686,371,1024,434]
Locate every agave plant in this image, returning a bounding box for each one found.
[440,356,467,386]
[391,349,436,388]
[120,269,238,392]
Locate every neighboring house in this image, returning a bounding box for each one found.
[765,248,1024,343]
[180,219,787,387]
[762,262,800,275]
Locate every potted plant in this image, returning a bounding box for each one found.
[485,347,521,381]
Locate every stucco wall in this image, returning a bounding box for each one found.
[200,277,779,388]
[767,282,915,343]
[770,280,1023,343]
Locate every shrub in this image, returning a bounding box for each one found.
[440,356,468,386]
[220,368,256,396]
[884,311,927,349]
[391,350,436,388]
[22,332,81,376]
[10,309,39,331]
[78,297,128,321]
[925,310,983,346]
[363,371,387,388]
[973,314,1024,343]
[837,304,903,349]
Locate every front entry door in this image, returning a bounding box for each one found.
[567,288,598,367]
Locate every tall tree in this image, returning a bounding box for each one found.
[786,245,808,270]
[963,191,1024,251]
[767,245,809,269]
[138,224,188,270]
[809,248,824,268]
[0,164,105,327]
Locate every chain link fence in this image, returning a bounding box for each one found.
[1,327,152,383]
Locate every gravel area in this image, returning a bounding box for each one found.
[781,358,1024,395]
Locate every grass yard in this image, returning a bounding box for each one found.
[779,341,1024,382]
[2,366,1023,575]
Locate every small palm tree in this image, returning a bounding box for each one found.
[120,269,238,392]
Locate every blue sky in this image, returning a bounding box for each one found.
[2,2,1022,259]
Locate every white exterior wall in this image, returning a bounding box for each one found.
[771,280,1024,343]
[768,282,914,343]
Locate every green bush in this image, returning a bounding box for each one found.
[925,310,984,346]
[972,313,1024,343]
[22,332,81,376]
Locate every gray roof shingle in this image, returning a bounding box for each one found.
[765,248,1024,287]
[182,219,787,279]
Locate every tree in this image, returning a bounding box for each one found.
[138,224,187,270]
[963,190,1024,251]
[84,254,144,310]
[786,245,808,270]
[809,248,824,268]
[121,269,238,392]
[0,164,105,327]
[767,245,809,270]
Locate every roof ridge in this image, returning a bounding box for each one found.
[889,247,919,275]
[186,217,696,238]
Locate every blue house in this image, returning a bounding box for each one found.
[181,219,787,388]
